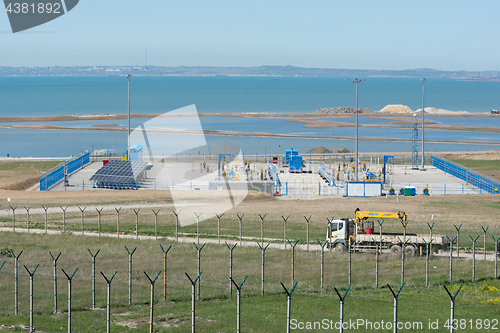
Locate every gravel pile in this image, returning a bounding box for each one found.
[315,107,372,114]
[379,104,414,114]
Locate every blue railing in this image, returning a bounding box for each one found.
[431,155,499,194]
[40,151,90,191]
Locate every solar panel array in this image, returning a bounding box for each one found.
[90,160,148,189]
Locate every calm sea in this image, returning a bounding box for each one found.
[0,76,499,157]
[1,76,500,116]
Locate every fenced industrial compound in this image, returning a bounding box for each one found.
[0,209,499,332]
[45,152,498,198]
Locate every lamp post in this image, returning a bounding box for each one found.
[127,74,133,161]
[420,78,426,170]
[352,78,363,181]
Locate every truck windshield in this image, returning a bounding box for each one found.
[331,223,338,232]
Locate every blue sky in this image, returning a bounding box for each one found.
[1,0,499,70]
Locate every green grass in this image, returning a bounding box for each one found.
[0,233,499,332]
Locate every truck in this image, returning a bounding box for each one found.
[326,209,453,256]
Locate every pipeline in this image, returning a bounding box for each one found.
[317,165,335,187]
[267,164,281,188]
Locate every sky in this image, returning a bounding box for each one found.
[1,0,499,71]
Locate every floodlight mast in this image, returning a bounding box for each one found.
[420,77,426,170]
[127,74,133,161]
[352,78,363,181]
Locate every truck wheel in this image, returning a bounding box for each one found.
[390,245,402,255]
[334,243,346,253]
[404,245,417,257]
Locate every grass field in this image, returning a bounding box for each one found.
[0,232,499,332]
[0,158,499,332]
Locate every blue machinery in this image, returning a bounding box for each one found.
[382,155,393,184]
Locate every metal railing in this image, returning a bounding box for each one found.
[431,155,499,194]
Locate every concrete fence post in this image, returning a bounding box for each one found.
[159,244,172,301]
[24,264,39,333]
[125,246,137,306]
[10,249,23,315]
[88,249,100,309]
[49,251,62,313]
[61,268,78,333]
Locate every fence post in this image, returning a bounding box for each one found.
[10,205,17,232]
[173,211,180,242]
[96,208,103,237]
[194,212,202,244]
[287,239,300,285]
[125,246,137,306]
[258,214,267,244]
[193,243,205,301]
[88,249,100,309]
[446,236,457,283]
[10,249,23,315]
[78,206,86,235]
[348,239,352,286]
[216,213,224,244]
[144,271,162,333]
[443,285,463,333]
[453,224,462,259]
[24,264,39,333]
[281,281,298,333]
[257,242,270,295]
[304,215,312,251]
[237,214,244,246]
[60,206,68,233]
[159,244,172,301]
[49,251,62,313]
[230,276,248,333]
[372,238,382,288]
[317,240,327,292]
[387,283,404,333]
[185,272,202,333]
[152,209,161,239]
[61,268,78,333]
[100,271,118,333]
[423,238,433,287]
[427,222,435,254]
[493,236,499,279]
[397,237,409,284]
[334,286,350,333]
[281,215,290,249]
[482,226,489,261]
[133,209,141,239]
[115,207,121,238]
[24,206,31,233]
[470,235,479,282]
[42,205,49,234]
[225,242,237,297]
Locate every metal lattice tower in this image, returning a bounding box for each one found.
[412,118,419,170]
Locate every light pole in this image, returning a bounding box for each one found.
[420,78,426,170]
[352,78,363,181]
[127,74,133,161]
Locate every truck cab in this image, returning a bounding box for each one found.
[326,218,355,251]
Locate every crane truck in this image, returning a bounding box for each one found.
[326,209,453,256]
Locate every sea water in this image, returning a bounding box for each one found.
[0,76,499,157]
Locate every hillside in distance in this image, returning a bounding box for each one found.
[0,65,497,79]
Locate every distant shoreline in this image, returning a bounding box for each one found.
[1,112,499,145]
[0,111,496,124]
